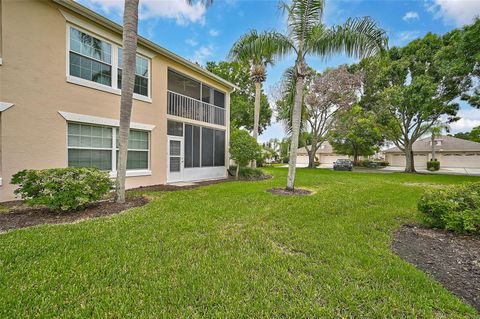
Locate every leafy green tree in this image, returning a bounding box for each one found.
[437,19,480,108]
[329,105,383,164]
[205,61,272,133]
[359,32,472,172]
[454,126,480,142]
[230,128,261,179]
[253,0,386,190]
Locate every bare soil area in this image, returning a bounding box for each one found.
[392,224,480,312]
[0,197,149,233]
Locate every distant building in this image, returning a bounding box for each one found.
[384,135,480,168]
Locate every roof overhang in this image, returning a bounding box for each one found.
[53,0,239,92]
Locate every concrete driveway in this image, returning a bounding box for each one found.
[381,166,480,176]
[274,164,480,176]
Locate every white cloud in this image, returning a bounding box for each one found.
[209,29,220,37]
[395,30,420,43]
[185,38,198,47]
[192,45,214,65]
[78,0,207,25]
[449,108,480,133]
[426,0,480,26]
[403,11,419,22]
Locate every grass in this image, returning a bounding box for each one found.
[0,168,479,318]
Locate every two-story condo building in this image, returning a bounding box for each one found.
[0,0,236,201]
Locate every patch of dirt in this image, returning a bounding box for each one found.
[266,188,312,196]
[392,224,480,312]
[0,197,149,233]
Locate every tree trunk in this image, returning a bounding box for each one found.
[286,71,305,190]
[431,134,436,161]
[115,0,139,204]
[353,153,359,165]
[307,137,318,168]
[404,143,416,173]
[251,81,262,168]
[236,165,240,180]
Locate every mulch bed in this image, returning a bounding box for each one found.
[0,197,149,233]
[266,188,312,196]
[392,224,480,312]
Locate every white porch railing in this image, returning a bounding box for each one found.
[167,91,226,126]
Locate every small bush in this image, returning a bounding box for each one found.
[11,167,113,211]
[313,161,320,167]
[229,166,264,179]
[427,160,440,171]
[418,182,480,234]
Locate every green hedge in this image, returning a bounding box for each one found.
[418,182,480,234]
[11,167,113,211]
[427,160,440,171]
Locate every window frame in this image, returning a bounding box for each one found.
[66,121,151,177]
[66,24,152,103]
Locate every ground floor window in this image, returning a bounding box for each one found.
[168,120,225,168]
[68,123,149,171]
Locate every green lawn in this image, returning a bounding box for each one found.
[1,169,479,318]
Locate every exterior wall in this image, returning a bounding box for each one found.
[0,0,230,201]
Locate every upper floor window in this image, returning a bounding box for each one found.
[68,26,150,99]
[117,48,149,97]
[69,27,112,86]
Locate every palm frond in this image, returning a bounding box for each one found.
[229,30,294,65]
[286,0,324,46]
[308,16,388,59]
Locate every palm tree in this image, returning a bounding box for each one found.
[116,0,214,203]
[229,30,275,168]
[253,0,388,190]
[116,0,140,203]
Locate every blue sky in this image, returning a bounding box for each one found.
[78,0,480,141]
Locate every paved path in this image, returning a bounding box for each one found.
[273,164,480,176]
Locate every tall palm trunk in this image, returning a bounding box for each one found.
[431,134,436,161]
[251,81,262,168]
[286,60,306,190]
[115,0,139,203]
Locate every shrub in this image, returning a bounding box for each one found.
[427,160,440,171]
[229,166,265,179]
[11,167,113,211]
[229,129,261,179]
[418,182,480,234]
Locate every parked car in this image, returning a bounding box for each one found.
[333,159,353,171]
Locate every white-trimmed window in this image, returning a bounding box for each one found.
[67,26,151,99]
[117,48,149,97]
[69,27,112,87]
[67,123,149,171]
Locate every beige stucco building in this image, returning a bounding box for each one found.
[296,141,354,165]
[384,135,480,168]
[0,0,236,201]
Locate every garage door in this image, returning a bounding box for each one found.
[389,154,405,167]
[296,155,309,165]
[440,153,480,168]
[320,154,349,165]
[388,153,427,168]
